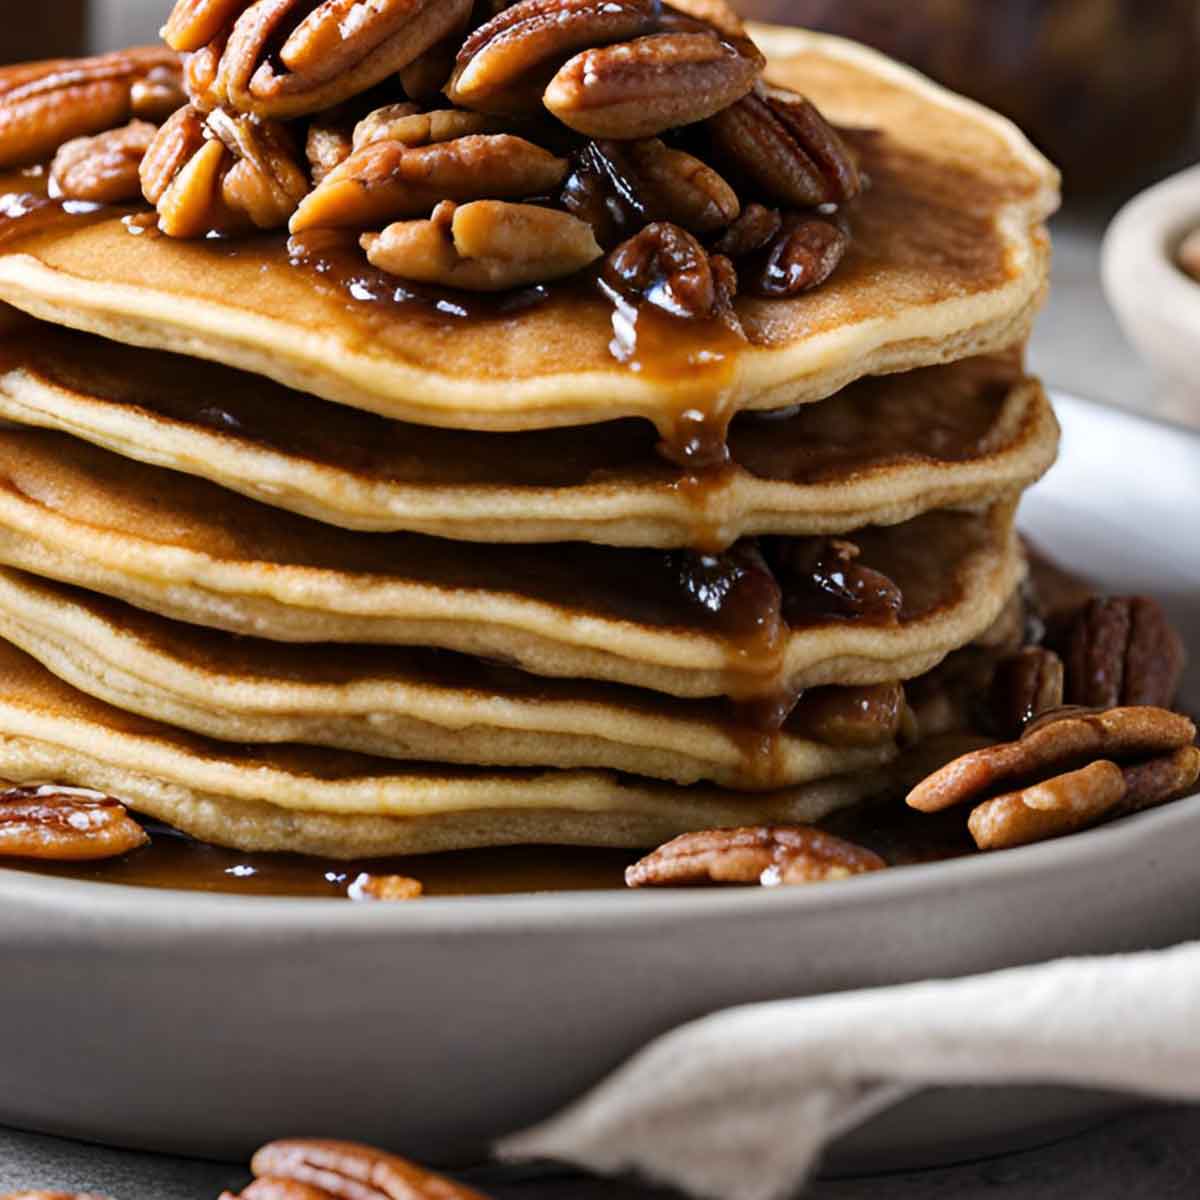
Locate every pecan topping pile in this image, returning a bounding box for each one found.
[0,0,862,303]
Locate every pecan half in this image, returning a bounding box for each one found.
[348,872,424,901]
[290,133,566,233]
[142,105,308,237]
[164,0,250,52]
[707,83,862,209]
[544,29,764,139]
[968,745,1200,851]
[50,120,158,203]
[561,137,738,243]
[352,106,506,150]
[711,202,781,258]
[986,645,1065,740]
[447,0,660,116]
[184,0,475,120]
[1056,596,1186,710]
[626,825,886,888]
[908,705,1197,814]
[248,1140,491,1200]
[0,48,181,169]
[0,786,148,861]
[363,198,602,290]
[603,220,735,320]
[788,682,905,748]
[739,211,848,297]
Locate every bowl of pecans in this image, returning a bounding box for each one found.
[1103,164,1200,405]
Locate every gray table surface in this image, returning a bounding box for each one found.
[5,145,1200,1198]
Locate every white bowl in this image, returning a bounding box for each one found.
[1102,165,1200,400]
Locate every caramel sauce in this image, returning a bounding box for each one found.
[6,799,976,898]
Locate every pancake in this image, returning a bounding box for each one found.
[0,640,891,857]
[0,429,1023,699]
[0,27,1058,441]
[0,568,902,791]
[0,328,1058,547]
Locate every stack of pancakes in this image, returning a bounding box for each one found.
[0,27,1060,858]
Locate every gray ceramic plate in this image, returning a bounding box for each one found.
[1,393,1198,1173]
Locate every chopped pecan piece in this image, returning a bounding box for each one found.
[603,220,736,320]
[50,120,158,203]
[765,536,904,628]
[142,105,308,237]
[986,645,1065,740]
[544,29,764,139]
[306,117,355,187]
[290,133,567,233]
[1057,596,1186,710]
[626,825,886,888]
[247,1140,491,1200]
[182,0,474,120]
[708,83,862,209]
[447,0,660,116]
[0,785,148,861]
[739,210,848,297]
[348,872,424,901]
[908,705,1197,814]
[0,48,181,169]
[711,202,781,257]
[363,198,602,290]
[968,746,1200,851]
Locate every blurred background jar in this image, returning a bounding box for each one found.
[0,3,88,62]
[742,0,1200,194]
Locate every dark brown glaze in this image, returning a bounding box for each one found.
[1,327,1027,494]
[7,794,977,896]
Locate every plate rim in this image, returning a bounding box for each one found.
[1,389,1197,932]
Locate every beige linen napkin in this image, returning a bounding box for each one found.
[499,942,1200,1200]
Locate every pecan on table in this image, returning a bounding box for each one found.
[50,120,158,203]
[0,48,181,169]
[140,105,308,237]
[0,785,148,861]
[347,872,424,901]
[1054,595,1186,710]
[446,0,661,116]
[707,83,862,209]
[240,1140,492,1200]
[1,1193,114,1200]
[172,0,475,120]
[289,133,567,233]
[626,825,886,887]
[908,706,1200,851]
[545,28,765,139]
